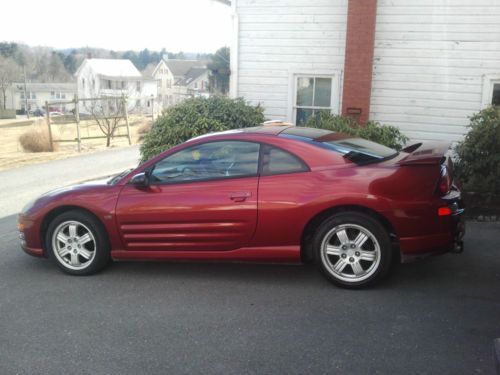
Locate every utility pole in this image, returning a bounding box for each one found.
[23,65,29,119]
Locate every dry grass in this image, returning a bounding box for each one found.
[19,128,58,152]
[0,115,148,171]
[137,120,152,141]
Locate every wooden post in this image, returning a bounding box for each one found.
[74,95,81,152]
[45,101,54,152]
[151,95,155,122]
[123,96,131,145]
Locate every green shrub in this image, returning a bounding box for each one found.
[140,96,265,162]
[454,106,500,195]
[305,111,409,150]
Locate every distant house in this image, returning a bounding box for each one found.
[6,82,76,113]
[229,0,500,144]
[152,58,209,108]
[75,58,157,113]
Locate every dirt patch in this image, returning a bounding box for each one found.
[0,116,152,171]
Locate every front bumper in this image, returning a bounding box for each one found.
[18,213,44,257]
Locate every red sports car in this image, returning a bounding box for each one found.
[18,125,465,288]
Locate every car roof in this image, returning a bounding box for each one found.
[191,125,339,142]
[189,125,293,142]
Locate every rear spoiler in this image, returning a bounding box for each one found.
[398,142,451,166]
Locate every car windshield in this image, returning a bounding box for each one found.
[281,128,398,164]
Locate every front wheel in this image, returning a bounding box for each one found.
[313,212,392,288]
[46,210,111,275]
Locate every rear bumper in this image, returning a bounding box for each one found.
[400,190,465,262]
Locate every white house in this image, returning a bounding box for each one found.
[75,58,157,113]
[152,58,209,108]
[6,82,76,113]
[227,0,500,143]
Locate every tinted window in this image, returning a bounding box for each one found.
[281,127,398,163]
[151,141,260,183]
[263,146,309,175]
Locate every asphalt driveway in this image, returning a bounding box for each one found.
[0,215,499,375]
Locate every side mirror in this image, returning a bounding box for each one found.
[130,171,150,187]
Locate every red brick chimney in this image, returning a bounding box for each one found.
[341,0,378,124]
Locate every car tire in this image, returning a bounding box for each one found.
[313,211,392,288]
[46,210,111,275]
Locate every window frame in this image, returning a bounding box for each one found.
[481,74,500,108]
[288,71,341,125]
[143,140,311,186]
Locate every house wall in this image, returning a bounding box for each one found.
[370,0,500,143]
[7,86,76,112]
[233,0,500,143]
[186,71,209,92]
[233,0,348,121]
[153,60,176,107]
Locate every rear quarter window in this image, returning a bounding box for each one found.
[262,145,309,176]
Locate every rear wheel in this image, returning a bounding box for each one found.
[46,210,111,275]
[313,212,392,288]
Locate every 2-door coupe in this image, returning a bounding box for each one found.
[18,125,465,288]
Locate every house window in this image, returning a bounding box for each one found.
[107,80,112,89]
[294,76,333,125]
[481,75,500,108]
[121,81,126,89]
[136,81,141,92]
[82,78,85,88]
[493,83,500,106]
[50,91,55,99]
[22,91,36,100]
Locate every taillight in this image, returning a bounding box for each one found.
[438,165,451,195]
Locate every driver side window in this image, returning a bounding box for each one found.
[151,141,260,183]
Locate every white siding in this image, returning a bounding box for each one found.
[370,0,500,143]
[234,0,348,121]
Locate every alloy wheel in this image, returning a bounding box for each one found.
[51,220,97,270]
[320,223,381,283]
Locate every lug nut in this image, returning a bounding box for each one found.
[355,251,360,256]
[349,257,355,262]
[341,254,347,259]
[351,244,355,249]
[342,245,347,250]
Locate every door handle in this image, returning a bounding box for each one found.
[230,192,251,202]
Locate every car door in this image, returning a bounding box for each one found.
[115,140,260,252]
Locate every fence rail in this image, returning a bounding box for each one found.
[44,95,148,152]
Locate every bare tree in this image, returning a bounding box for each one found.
[84,97,127,147]
[0,56,20,109]
[83,81,142,147]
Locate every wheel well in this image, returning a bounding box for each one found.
[40,206,108,255]
[300,205,400,263]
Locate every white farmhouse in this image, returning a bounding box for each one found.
[152,58,209,108]
[75,58,157,113]
[226,0,500,143]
